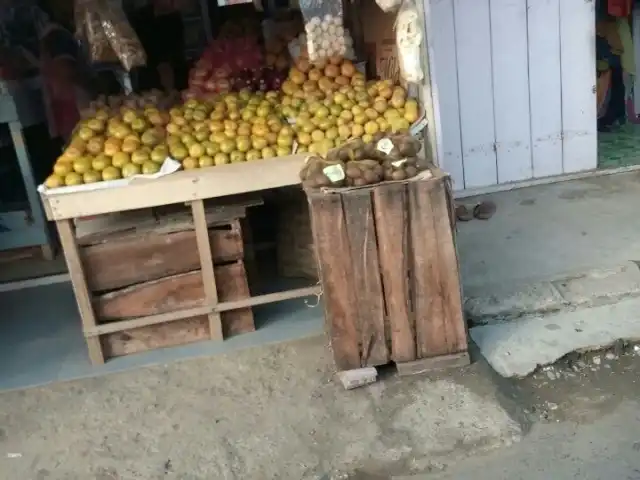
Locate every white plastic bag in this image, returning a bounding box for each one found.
[396,1,424,83]
[375,0,403,12]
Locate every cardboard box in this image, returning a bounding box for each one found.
[361,0,400,82]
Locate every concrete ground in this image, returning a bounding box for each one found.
[0,336,523,480]
[415,345,640,480]
[456,171,640,288]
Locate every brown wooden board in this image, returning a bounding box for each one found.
[308,192,361,370]
[102,317,209,357]
[94,261,254,335]
[342,190,389,367]
[372,183,416,363]
[428,179,468,354]
[409,179,458,358]
[82,223,243,292]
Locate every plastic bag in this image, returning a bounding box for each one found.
[85,10,119,63]
[396,1,424,83]
[95,0,147,71]
[299,0,350,64]
[375,0,403,12]
[74,0,116,63]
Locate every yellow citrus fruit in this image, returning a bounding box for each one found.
[101,166,122,181]
[262,147,276,159]
[83,170,101,184]
[92,154,111,171]
[121,163,142,178]
[246,149,261,161]
[199,155,214,168]
[214,153,230,166]
[44,174,64,189]
[142,161,160,174]
[64,172,83,186]
[53,162,73,176]
[73,157,92,174]
[182,157,199,170]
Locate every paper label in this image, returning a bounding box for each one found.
[323,164,345,183]
[391,159,407,168]
[377,138,394,155]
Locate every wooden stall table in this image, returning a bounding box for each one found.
[39,155,322,365]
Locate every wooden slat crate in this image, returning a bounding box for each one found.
[307,170,469,373]
[75,202,259,359]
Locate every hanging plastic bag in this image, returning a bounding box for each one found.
[395,0,424,83]
[298,0,350,64]
[375,0,403,12]
[95,0,147,71]
[84,9,119,63]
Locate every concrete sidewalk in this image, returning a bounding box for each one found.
[0,336,523,480]
[455,172,640,378]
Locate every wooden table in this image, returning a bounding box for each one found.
[39,154,322,365]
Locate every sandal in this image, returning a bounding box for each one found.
[473,200,497,220]
[455,204,473,222]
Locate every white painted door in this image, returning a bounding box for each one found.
[424,0,597,190]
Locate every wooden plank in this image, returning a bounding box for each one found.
[75,199,259,246]
[429,178,468,354]
[490,0,533,183]
[425,0,465,188]
[87,286,321,336]
[528,0,563,178]
[372,183,415,363]
[453,0,497,188]
[216,286,322,311]
[56,219,104,365]
[41,154,306,221]
[308,192,361,370]
[396,352,470,376]
[560,0,597,173]
[192,199,223,341]
[342,190,389,367]
[408,180,449,358]
[82,224,243,292]
[102,317,209,357]
[94,263,249,320]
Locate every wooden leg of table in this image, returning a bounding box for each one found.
[191,200,223,341]
[41,243,55,261]
[56,219,104,365]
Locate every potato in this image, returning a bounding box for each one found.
[345,163,362,179]
[363,169,380,184]
[405,165,418,178]
[391,170,408,181]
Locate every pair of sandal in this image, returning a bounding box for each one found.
[455,200,496,222]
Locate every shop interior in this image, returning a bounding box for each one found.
[597,0,640,169]
[0,0,423,390]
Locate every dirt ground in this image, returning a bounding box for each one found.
[0,337,522,480]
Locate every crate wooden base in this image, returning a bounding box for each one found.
[308,170,468,371]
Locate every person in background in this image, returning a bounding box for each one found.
[0,0,91,140]
[128,0,187,92]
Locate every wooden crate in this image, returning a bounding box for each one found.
[61,198,263,362]
[307,170,469,372]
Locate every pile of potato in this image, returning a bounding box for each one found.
[299,133,425,189]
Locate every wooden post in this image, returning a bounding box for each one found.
[190,199,223,341]
[56,219,104,365]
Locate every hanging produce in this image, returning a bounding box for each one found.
[396,1,424,83]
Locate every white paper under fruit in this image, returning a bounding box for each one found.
[37,158,182,196]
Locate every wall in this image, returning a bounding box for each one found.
[424,0,598,191]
